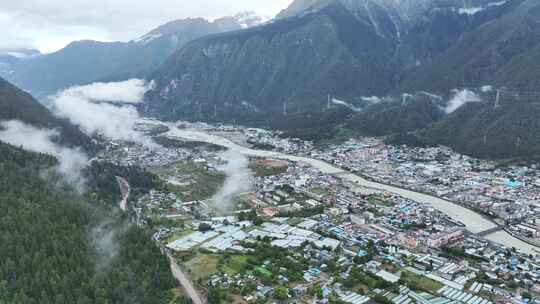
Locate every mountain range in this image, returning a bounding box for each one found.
[143,0,540,160]
[2,0,540,160]
[0,12,265,99]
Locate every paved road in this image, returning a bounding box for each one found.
[166,126,538,254]
[167,252,205,304]
[115,173,206,302]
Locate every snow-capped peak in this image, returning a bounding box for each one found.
[233,11,269,28]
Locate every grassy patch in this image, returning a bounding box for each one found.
[184,254,221,281]
[401,270,443,293]
[367,196,395,207]
[309,187,330,197]
[221,255,252,275]
[249,159,288,177]
[155,162,225,201]
[153,136,225,151]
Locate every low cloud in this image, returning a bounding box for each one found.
[332,98,362,112]
[90,220,122,271]
[59,79,153,104]
[211,150,252,214]
[444,89,482,114]
[51,79,156,146]
[361,96,382,105]
[0,120,88,186]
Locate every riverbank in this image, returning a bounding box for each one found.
[164,125,539,255]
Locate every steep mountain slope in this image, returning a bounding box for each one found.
[424,97,540,159]
[0,77,94,150]
[145,0,516,123]
[0,142,176,303]
[401,0,539,92]
[3,15,261,98]
[345,96,444,136]
[0,48,41,77]
[146,4,397,122]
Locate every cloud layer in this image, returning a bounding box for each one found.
[444,89,482,114]
[51,79,154,146]
[0,120,88,185]
[59,79,153,103]
[211,150,252,214]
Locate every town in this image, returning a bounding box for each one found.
[97,120,540,304]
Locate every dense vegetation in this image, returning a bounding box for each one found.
[0,142,176,303]
[153,136,224,152]
[345,99,443,137]
[142,0,540,161]
[0,77,95,151]
[423,101,540,159]
[85,161,163,206]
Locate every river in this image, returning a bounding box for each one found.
[165,126,538,255]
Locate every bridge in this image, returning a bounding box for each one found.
[474,226,505,237]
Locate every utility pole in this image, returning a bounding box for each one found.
[494,89,501,108]
[214,104,217,118]
[327,94,332,110]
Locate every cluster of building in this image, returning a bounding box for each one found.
[101,121,540,303]
[309,138,540,243]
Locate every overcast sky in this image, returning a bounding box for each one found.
[0,0,293,53]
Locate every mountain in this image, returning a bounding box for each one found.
[144,0,516,121]
[143,0,540,160]
[2,14,263,98]
[0,77,94,150]
[145,4,397,122]
[401,0,540,92]
[0,48,41,78]
[423,91,540,159]
[345,93,445,137]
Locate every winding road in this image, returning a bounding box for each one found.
[115,174,206,304]
[166,126,539,255]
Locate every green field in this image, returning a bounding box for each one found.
[249,159,288,177]
[401,270,443,293]
[183,253,256,282]
[221,255,252,275]
[155,162,225,201]
[309,187,330,197]
[184,254,221,281]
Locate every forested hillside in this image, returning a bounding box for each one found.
[0,142,176,304]
[0,77,95,151]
